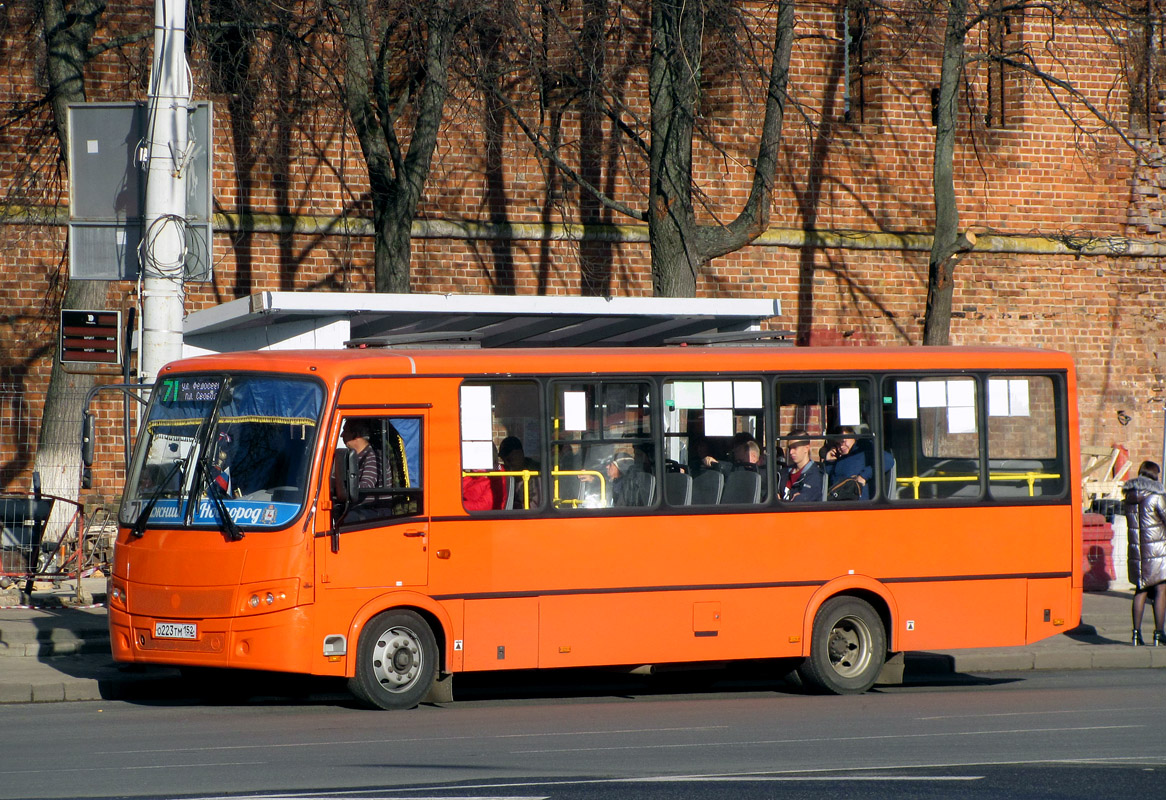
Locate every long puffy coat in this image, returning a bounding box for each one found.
[1124,476,1166,590]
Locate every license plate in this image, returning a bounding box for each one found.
[154,621,197,640]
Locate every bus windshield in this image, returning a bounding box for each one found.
[118,374,324,532]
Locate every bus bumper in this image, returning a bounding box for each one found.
[109,605,319,675]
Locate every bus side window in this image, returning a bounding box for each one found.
[986,375,1066,500]
[883,376,982,502]
[459,381,544,512]
[551,381,654,510]
[662,378,766,506]
[337,415,423,522]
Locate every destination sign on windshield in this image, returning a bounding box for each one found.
[157,377,221,405]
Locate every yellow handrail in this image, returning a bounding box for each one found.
[458,468,608,508]
[896,472,1062,500]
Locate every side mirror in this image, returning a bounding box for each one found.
[331,448,360,505]
[81,411,95,467]
[81,412,94,488]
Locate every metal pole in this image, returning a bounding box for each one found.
[1160,399,1166,471]
[140,0,190,384]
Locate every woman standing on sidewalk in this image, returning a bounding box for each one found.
[1123,460,1166,646]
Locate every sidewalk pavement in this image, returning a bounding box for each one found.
[2,581,1165,705]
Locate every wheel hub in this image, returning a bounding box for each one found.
[827,615,872,678]
[371,628,423,691]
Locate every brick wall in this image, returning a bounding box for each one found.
[2,1,1165,495]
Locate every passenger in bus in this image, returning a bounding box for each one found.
[1123,460,1166,646]
[780,429,823,503]
[608,453,653,507]
[731,438,762,470]
[701,433,761,476]
[498,435,541,508]
[578,452,651,507]
[688,437,717,475]
[462,470,505,510]
[341,419,382,489]
[823,426,892,501]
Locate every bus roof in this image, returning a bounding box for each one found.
[160,345,1075,381]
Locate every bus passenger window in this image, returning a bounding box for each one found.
[777,379,880,502]
[662,379,766,506]
[460,381,543,512]
[986,375,1066,500]
[336,415,423,523]
[552,381,655,509]
[883,377,982,501]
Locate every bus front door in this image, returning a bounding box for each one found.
[322,409,429,590]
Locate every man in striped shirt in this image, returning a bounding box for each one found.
[341,419,382,489]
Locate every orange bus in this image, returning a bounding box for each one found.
[109,345,1081,708]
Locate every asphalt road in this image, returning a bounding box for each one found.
[2,668,1165,800]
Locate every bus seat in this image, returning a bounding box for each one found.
[633,471,657,505]
[665,472,693,506]
[721,470,762,505]
[691,470,724,505]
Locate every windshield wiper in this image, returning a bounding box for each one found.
[181,377,244,541]
[198,443,244,542]
[129,458,185,538]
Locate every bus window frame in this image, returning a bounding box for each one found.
[548,376,661,513]
[329,410,427,532]
[458,377,548,514]
[879,370,1071,506]
[983,370,1070,503]
[775,374,881,502]
[659,374,772,508]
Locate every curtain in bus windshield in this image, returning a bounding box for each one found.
[120,377,324,529]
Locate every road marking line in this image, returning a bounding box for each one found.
[99,726,727,756]
[631,775,984,782]
[511,724,1142,753]
[917,706,1146,720]
[0,761,265,776]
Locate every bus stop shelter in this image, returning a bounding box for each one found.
[180,292,783,354]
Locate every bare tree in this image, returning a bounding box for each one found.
[331,0,467,293]
[919,0,1151,344]
[492,0,796,298]
[923,0,972,346]
[649,0,795,296]
[32,0,117,504]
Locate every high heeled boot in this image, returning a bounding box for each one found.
[1133,629,1146,646]
[1154,630,1165,647]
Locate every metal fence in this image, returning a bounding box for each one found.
[0,382,48,492]
[0,382,121,580]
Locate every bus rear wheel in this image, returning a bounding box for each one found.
[797,596,886,695]
[349,610,438,710]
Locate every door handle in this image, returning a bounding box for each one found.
[402,530,426,538]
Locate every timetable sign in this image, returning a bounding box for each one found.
[60,309,121,365]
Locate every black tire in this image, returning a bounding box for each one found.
[348,610,438,710]
[796,596,886,695]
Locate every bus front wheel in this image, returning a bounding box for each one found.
[797,596,886,695]
[349,610,438,710]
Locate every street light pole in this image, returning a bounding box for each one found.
[139,0,190,384]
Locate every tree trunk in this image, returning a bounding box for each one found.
[35,280,109,506]
[648,0,702,297]
[34,0,107,518]
[648,0,794,298]
[373,199,413,294]
[341,0,456,295]
[923,0,968,346]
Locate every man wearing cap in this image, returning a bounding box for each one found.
[781,429,823,502]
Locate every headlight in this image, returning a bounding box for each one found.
[108,578,128,609]
[239,579,297,614]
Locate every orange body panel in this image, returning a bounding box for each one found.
[111,346,1082,682]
